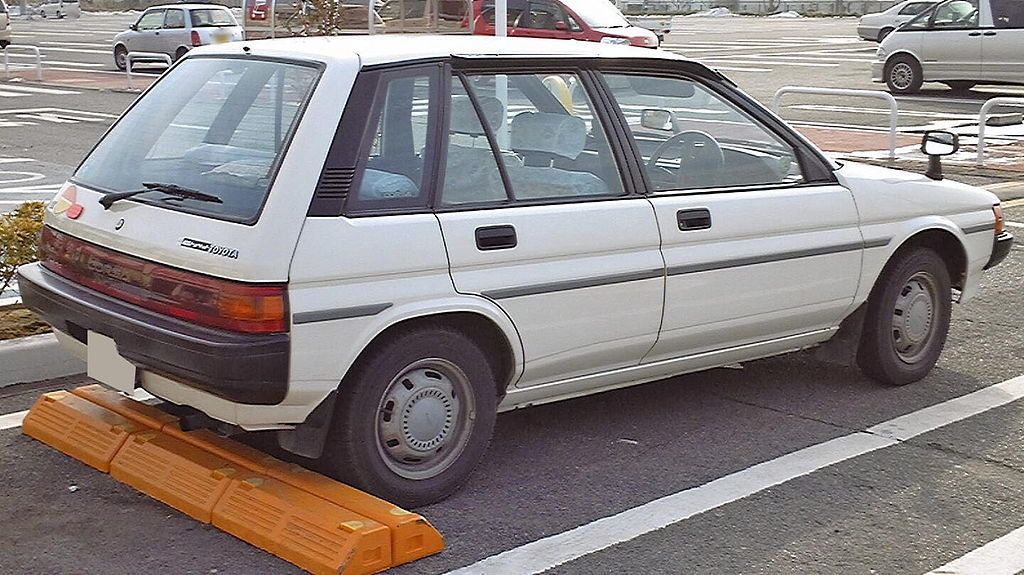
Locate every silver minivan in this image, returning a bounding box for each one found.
[112,3,243,70]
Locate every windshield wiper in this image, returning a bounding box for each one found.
[99,182,223,210]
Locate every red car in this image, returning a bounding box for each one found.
[470,0,659,47]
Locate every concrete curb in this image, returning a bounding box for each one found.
[0,333,85,388]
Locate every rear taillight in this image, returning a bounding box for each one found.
[993,204,1004,235]
[191,30,201,46]
[39,226,288,334]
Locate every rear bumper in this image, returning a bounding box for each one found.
[18,262,289,405]
[985,231,1014,270]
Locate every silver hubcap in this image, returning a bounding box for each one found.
[376,358,474,480]
[892,271,938,363]
[891,63,914,90]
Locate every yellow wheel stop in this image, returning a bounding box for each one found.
[22,390,143,472]
[213,473,392,575]
[22,385,446,574]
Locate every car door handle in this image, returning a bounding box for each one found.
[677,208,712,231]
[475,225,517,251]
[983,31,997,36]
[968,31,982,36]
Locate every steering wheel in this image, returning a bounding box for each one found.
[646,130,725,189]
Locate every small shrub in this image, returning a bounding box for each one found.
[0,201,46,299]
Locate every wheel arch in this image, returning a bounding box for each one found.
[866,225,967,306]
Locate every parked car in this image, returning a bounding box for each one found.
[19,35,1012,507]
[873,0,1024,93]
[857,0,936,42]
[37,0,80,19]
[112,3,243,70]
[471,0,659,47]
[0,0,10,48]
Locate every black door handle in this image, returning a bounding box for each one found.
[475,225,517,251]
[969,31,982,36]
[984,31,997,36]
[677,208,712,231]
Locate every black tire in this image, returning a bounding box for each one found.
[322,325,498,508]
[174,47,189,61]
[945,81,976,92]
[114,45,127,71]
[877,27,894,42]
[0,41,9,49]
[885,54,924,95]
[857,247,952,386]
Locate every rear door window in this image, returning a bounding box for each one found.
[73,57,320,223]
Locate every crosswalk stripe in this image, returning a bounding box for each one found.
[0,84,80,95]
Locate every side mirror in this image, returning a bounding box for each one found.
[921,130,959,180]
[641,108,675,131]
[129,23,138,30]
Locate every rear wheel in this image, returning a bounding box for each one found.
[113,45,127,71]
[322,325,498,508]
[885,54,923,94]
[857,247,952,385]
[174,46,189,61]
[877,27,894,42]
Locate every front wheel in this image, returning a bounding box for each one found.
[322,325,498,508]
[113,45,127,71]
[857,247,952,386]
[885,54,923,94]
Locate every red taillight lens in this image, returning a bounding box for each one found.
[993,204,1004,235]
[191,30,201,46]
[39,226,288,334]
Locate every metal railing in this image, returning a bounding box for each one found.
[773,86,899,160]
[2,45,43,82]
[976,97,1024,166]
[125,52,172,90]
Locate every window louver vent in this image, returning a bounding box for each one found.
[315,167,356,199]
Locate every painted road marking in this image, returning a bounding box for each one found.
[444,374,1024,575]
[1005,221,1024,229]
[0,410,28,432]
[924,524,1024,575]
[0,84,80,95]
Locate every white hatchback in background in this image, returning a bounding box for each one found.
[18,35,1013,508]
[874,0,1024,93]
[112,4,243,70]
[0,0,10,48]
[37,0,80,19]
[857,0,937,41]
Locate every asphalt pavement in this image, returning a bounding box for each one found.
[1,13,1024,575]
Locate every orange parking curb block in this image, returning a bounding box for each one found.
[213,473,392,575]
[263,462,445,566]
[22,391,142,472]
[22,386,446,574]
[110,430,238,523]
[71,384,179,430]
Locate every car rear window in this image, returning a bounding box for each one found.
[190,8,236,26]
[73,57,320,223]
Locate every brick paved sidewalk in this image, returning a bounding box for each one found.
[2,68,157,92]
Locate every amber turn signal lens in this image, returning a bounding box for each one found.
[993,204,1004,235]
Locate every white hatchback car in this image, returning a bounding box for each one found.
[19,36,1013,507]
[37,0,80,19]
[874,0,1024,93]
[112,4,243,69]
[857,0,937,42]
[0,0,10,48]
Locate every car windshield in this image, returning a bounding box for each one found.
[559,0,628,27]
[74,57,320,223]
[190,8,236,26]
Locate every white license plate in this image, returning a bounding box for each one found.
[86,331,137,393]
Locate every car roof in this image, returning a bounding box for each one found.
[199,34,693,68]
[148,3,232,9]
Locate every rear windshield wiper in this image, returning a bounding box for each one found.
[99,182,223,210]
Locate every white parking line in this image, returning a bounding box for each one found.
[444,375,1024,575]
[0,410,28,432]
[924,524,1024,575]
[1004,221,1024,229]
[0,85,80,95]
